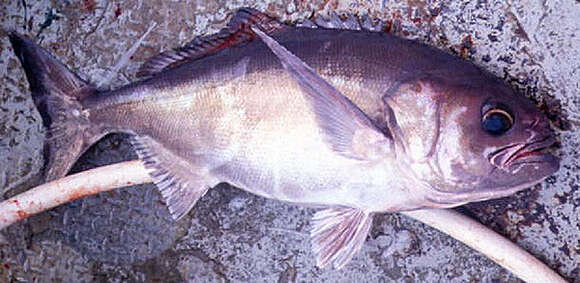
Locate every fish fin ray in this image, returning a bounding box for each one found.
[137,8,282,77]
[251,26,393,160]
[130,135,215,220]
[8,32,94,100]
[300,11,384,32]
[314,11,362,30]
[8,32,103,181]
[311,207,373,269]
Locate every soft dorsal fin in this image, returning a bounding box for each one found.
[137,8,282,77]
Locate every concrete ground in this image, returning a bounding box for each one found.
[0,0,578,282]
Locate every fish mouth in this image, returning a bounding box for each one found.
[423,135,559,208]
[489,135,557,170]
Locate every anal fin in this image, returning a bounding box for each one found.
[311,207,373,269]
[131,135,216,220]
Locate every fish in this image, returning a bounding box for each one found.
[8,8,559,269]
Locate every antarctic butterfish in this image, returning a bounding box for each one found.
[8,8,559,268]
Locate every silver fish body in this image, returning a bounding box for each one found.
[87,27,440,211]
[88,25,556,208]
[9,8,559,269]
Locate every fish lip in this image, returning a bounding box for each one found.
[506,135,557,166]
[425,136,559,207]
[489,135,557,169]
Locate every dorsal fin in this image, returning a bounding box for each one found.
[137,8,282,78]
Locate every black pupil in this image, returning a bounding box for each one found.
[483,112,511,136]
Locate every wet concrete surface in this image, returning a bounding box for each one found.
[0,0,578,282]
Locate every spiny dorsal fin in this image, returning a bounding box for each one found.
[137,8,282,78]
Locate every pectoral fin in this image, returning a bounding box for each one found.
[131,136,218,220]
[251,26,393,161]
[311,208,373,269]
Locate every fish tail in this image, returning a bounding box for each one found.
[9,32,103,181]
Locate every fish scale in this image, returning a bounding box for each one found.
[8,7,559,269]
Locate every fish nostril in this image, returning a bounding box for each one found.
[523,117,541,129]
[525,117,553,137]
[530,117,540,128]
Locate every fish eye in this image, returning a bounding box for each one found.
[482,106,514,136]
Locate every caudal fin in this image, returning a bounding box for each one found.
[9,32,101,181]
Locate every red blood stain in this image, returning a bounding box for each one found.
[16,210,29,219]
[114,5,122,18]
[68,187,91,201]
[83,0,97,12]
[384,19,393,34]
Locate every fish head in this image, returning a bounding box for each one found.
[385,74,559,206]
